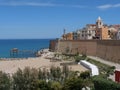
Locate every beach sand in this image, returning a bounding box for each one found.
[0,52,88,75]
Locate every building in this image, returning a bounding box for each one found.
[77,24,96,40]
[96,26,109,39]
[66,32,73,40]
[61,16,119,40]
[95,17,109,39]
[108,27,117,39]
[76,28,86,40]
[85,24,96,39]
[112,24,120,30]
[117,29,120,40]
[62,32,73,40]
[109,25,120,40]
[73,31,79,40]
[77,17,109,40]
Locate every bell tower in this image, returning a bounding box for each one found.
[96,16,103,28]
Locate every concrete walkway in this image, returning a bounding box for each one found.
[88,56,120,69]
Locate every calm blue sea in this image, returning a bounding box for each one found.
[0,39,51,58]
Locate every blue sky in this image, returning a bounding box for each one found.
[0,0,120,39]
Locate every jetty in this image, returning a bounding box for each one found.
[10,48,37,58]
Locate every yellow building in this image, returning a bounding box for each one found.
[95,17,109,39]
[62,32,73,40]
[96,26,109,39]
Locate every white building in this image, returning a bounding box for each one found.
[117,29,120,40]
[77,24,96,40]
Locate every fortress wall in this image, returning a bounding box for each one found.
[58,40,97,56]
[54,40,120,63]
[96,40,120,63]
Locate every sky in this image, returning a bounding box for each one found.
[0,0,120,39]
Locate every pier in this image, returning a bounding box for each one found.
[10,48,37,58]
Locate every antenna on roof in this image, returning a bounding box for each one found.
[63,28,66,34]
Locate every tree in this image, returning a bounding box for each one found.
[64,77,83,90]
[12,67,39,90]
[38,68,43,80]
[51,81,62,90]
[0,71,11,90]
[12,68,24,90]
[75,56,82,62]
[75,54,87,62]
[29,68,39,90]
[50,66,57,80]
[79,71,90,79]
[62,65,69,79]
[56,67,62,81]
[37,80,49,90]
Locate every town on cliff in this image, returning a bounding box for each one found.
[49,17,120,63]
[61,17,120,40]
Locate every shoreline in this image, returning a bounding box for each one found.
[0,50,88,75]
[0,48,49,61]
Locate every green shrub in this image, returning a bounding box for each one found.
[0,71,11,90]
[51,81,62,90]
[75,54,87,62]
[92,76,120,90]
[82,54,87,59]
[64,77,83,90]
[75,56,82,62]
[80,71,90,79]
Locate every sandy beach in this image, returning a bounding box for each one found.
[0,51,88,75]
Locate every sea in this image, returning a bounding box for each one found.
[0,39,52,58]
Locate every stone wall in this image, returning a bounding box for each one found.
[96,40,120,63]
[55,40,120,63]
[49,40,58,51]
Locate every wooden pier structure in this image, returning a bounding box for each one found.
[10,48,37,58]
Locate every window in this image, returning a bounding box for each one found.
[108,30,110,35]
[88,34,91,36]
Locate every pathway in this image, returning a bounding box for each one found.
[88,56,120,81]
[88,56,120,69]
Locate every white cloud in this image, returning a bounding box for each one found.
[97,4,112,9]
[114,4,120,7]
[0,1,86,8]
[97,3,120,10]
[0,2,56,7]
